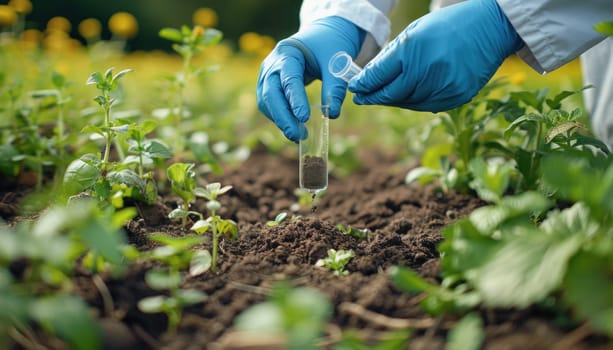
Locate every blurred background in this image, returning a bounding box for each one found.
[26,0,431,51]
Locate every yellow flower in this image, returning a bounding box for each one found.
[47,16,71,33]
[0,5,17,27]
[193,7,218,28]
[258,35,276,56]
[108,12,138,38]
[78,18,101,39]
[21,28,41,43]
[239,32,262,53]
[8,0,31,14]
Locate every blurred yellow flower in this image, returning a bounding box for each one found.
[258,35,276,56]
[0,5,17,27]
[21,28,41,43]
[239,32,262,53]
[47,16,71,33]
[8,0,31,14]
[193,7,218,28]
[108,12,138,38]
[78,18,101,39]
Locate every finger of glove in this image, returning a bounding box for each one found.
[348,43,402,94]
[351,73,409,106]
[261,73,303,143]
[279,54,310,123]
[321,73,347,118]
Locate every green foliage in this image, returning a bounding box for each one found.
[446,313,484,350]
[191,182,237,273]
[266,211,288,227]
[594,21,613,36]
[235,282,332,350]
[138,232,210,333]
[315,249,355,276]
[336,223,370,240]
[0,199,135,348]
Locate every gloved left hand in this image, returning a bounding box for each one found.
[257,16,365,142]
[348,0,523,112]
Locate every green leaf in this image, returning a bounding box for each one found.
[86,71,104,86]
[145,269,182,290]
[471,231,583,308]
[30,295,101,350]
[176,289,207,305]
[446,313,483,350]
[405,166,441,185]
[79,218,126,266]
[159,27,184,42]
[563,250,613,335]
[112,69,133,84]
[468,157,513,203]
[469,191,552,233]
[545,121,584,143]
[138,295,167,313]
[503,113,546,139]
[189,250,212,276]
[389,266,438,294]
[63,156,102,195]
[143,140,173,159]
[594,21,613,36]
[29,89,60,99]
[191,218,212,234]
[109,169,146,192]
[81,124,105,137]
[149,232,204,250]
[199,28,223,45]
[189,133,223,175]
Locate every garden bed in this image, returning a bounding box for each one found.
[11,147,600,349]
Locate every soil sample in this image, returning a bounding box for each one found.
[301,155,327,190]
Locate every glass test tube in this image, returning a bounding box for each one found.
[299,105,329,194]
[328,51,363,82]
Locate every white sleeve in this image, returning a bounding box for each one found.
[497,0,612,73]
[299,0,398,65]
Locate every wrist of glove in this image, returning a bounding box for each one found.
[349,0,524,112]
[257,16,365,142]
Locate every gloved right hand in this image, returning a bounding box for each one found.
[256,16,365,142]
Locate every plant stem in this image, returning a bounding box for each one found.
[211,211,218,272]
[102,97,112,171]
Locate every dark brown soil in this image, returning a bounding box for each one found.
[4,147,612,350]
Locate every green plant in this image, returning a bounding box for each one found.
[391,152,613,336]
[594,21,613,36]
[266,211,288,227]
[234,282,332,350]
[0,199,136,349]
[336,223,370,240]
[315,249,355,276]
[191,182,238,273]
[84,67,133,172]
[138,232,210,333]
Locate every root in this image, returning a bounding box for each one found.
[553,322,593,350]
[338,302,452,330]
[92,274,115,318]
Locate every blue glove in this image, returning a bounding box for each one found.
[348,0,523,112]
[257,16,365,142]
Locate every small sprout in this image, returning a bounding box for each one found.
[315,249,355,276]
[336,223,370,240]
[266,211,288,227]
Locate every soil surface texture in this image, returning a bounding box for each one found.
[3,147,611,350]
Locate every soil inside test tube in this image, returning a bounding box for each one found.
[302,155,327,190]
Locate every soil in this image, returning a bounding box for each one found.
[301,155,327,190]
[3,147,611,350]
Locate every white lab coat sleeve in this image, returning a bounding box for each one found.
[496,0,612,74]
[299,0,399,65]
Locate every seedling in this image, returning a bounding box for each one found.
[138,232,210,333]
[336,223,370,240]
[234,282,332,349]
[266,211,288,227]
[315,249,355,276]
[191,182,237,273]
[166,162,201,227]
[84,67,133,172]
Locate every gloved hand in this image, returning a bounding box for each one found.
[257,16,365,142]
[348,0,523,112]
